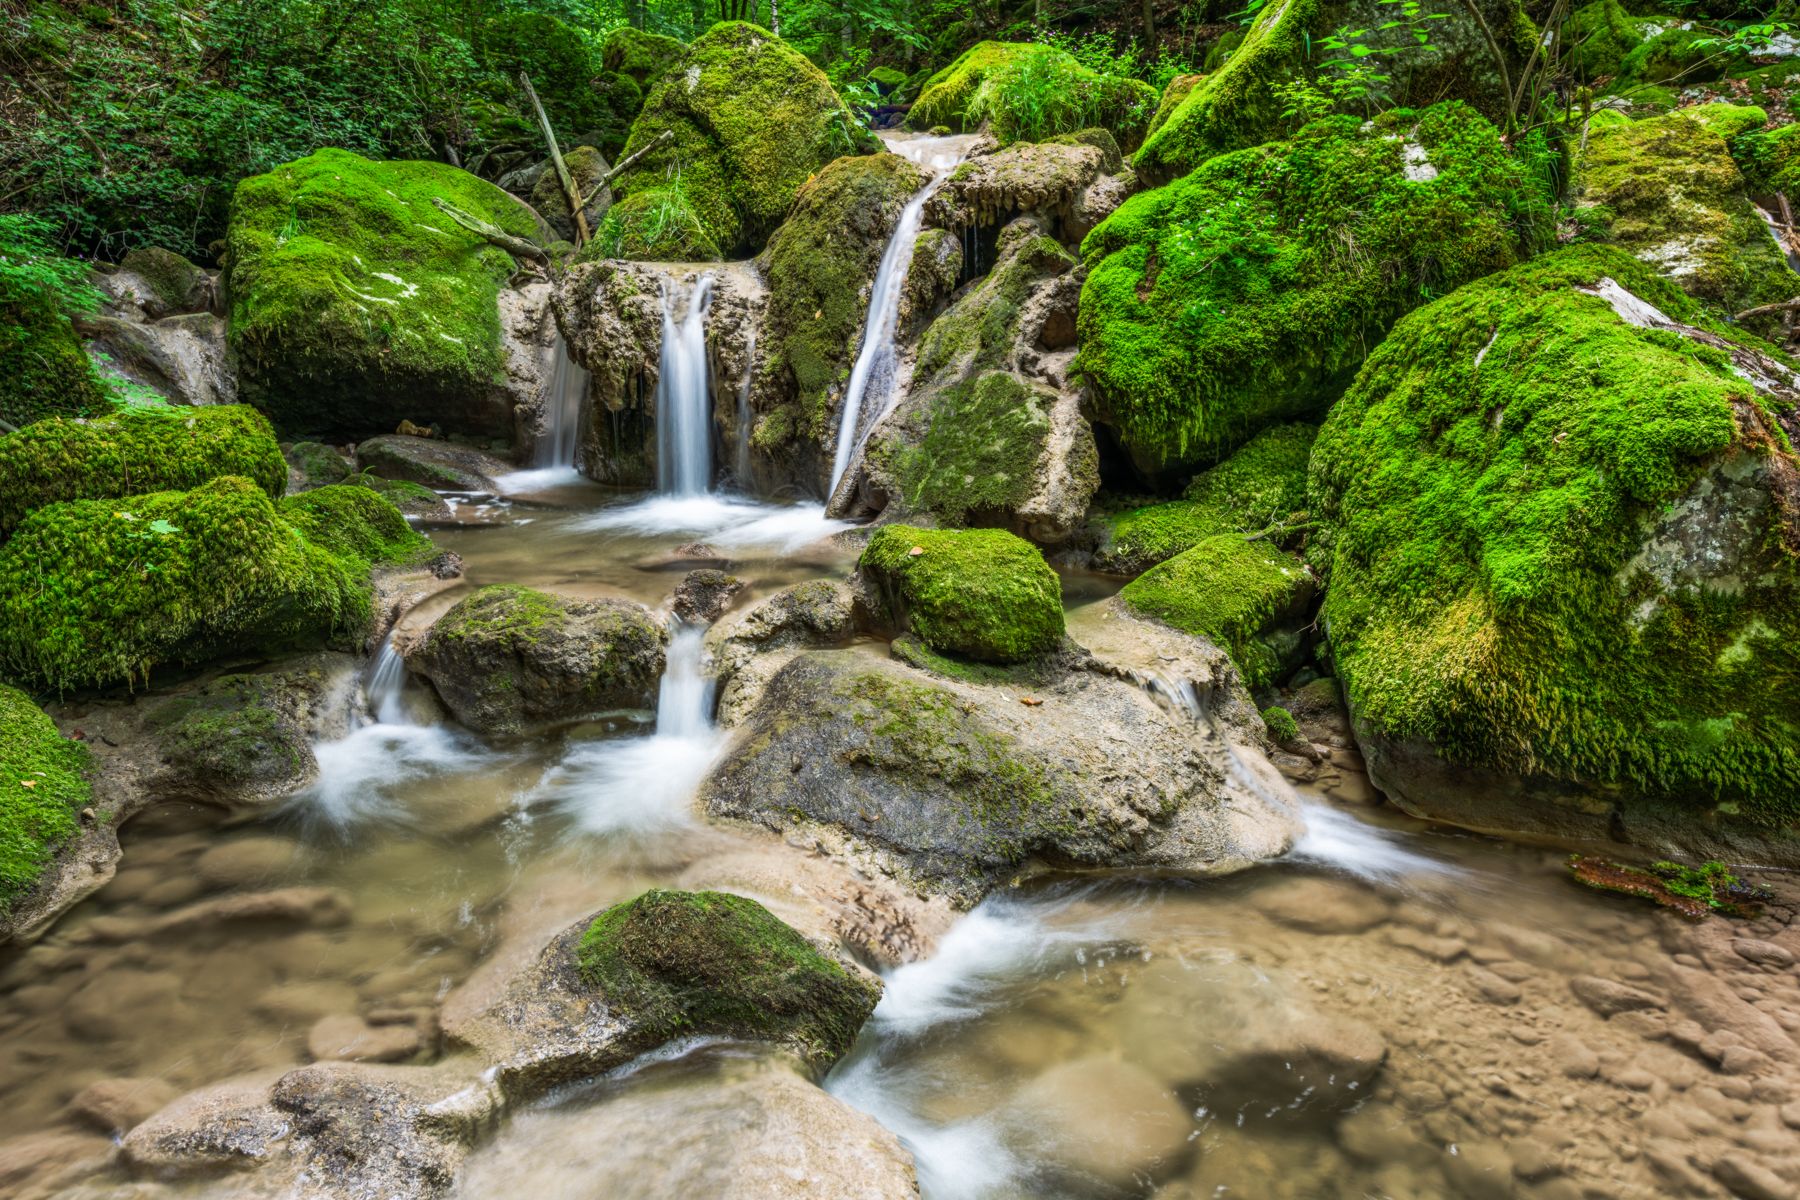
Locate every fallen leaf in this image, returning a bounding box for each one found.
[19,780,36,788]
[908,545,925,557]
[1019,697,1043,707]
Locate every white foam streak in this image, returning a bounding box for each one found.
[1289,801,1454,883]
[572,493,852,554]
[289,723,487,835]
[657,277,714,497]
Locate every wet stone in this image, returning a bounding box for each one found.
[1568,974,1663,1017]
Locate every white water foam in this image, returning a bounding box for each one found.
[572,493,853,554]
[657,276,715,497]
[288,723,489,835]
[1288,800,1455,883]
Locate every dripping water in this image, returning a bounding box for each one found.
[536,333,591,469]
[827,133,976,498]
[363,632,411,726]
[657,276,716,497]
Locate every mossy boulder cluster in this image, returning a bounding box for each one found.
[1079,103,1548,481]
[407,585,667,734]
[226,148,540,439]
[908,41,1157,149]
[575,889,880,1066]
[858,525,1064,664]
[1311,244,1800,853]
[0,298,108,429]
[599,22,876,261]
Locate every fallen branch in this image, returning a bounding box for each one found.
[521,71,589,246]
[1734,298,1800,321]
[581,130,674,209]
[430,198,548,266]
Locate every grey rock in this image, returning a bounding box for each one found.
[672,569,745,625]
[356,434,515,493]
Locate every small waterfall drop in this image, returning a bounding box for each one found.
[537,334,591,468]
[654,621,715,739]
[827,133,976,498]
[363,632,411,726]
[657,276,716,497]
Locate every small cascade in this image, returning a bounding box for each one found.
[656,276,716,497]
[536,333,591,468]
[827,134,976,499]
[654,621,715,739]
[363,632,411,726]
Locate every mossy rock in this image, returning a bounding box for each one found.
[906,42,1035,131]
[867,66,908,94]
[1119,533,1315,689]
[588,187,722,262]
[225,149,540,440]
[576,889,878,1066]
[1618,25,1726,86]
[1575,105,1793,320]
[480,10,606,142]
[1147,73,1205,139]
[1080,103,1548,482]
[0,476,426,692]
[118,246,208,317]
[600,26,684,87]
[589,71,645,162]
[0,299,108,430]
[1094,423,1316,575]
[859,525,1063,663]
[409,584,666,734]
[531,145,612,245]
[1135,0,1532,182]
[1734,119,1800,193]
[962,44,1158,149]
[343,471,448,519]
[1310,243,1800,839]
[757,153,929,449]
[606,23,876,259]
[0,405,286,539]
[284,440,351,491]
[890,372,1054,527]
[0,684,90,913]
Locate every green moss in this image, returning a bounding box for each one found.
[963,44,1158,148]
[608,23,875,258]
[1732,120,1800,194]
[0,684,89,912]
[1119,533,1313,688]
[1081,103,1548,481]
[1685,103,1765,140]
[1575,106,1792,318]
[284,440,350,489]
[1310,243,1800,821]
[225,149,539,438]
[1619,25,1725,87]
[868,66,908,93]
[1147,73,1205,139]
[0,405,287,538]
[0,475,409,691]
[576,888,878,1064]
[344,471,442,515]
[893,373,1050,525]
[906,42,1035,131]
[860,524,1063,663]
[1096,423,1316,574]
[1262,704,1300,743]
[1565,0,1650,80]
[601,26,684,86]
[152,683,305,794]
[758,153,928,443]
[119,247,205,313]
[0,298,108,429]
[279,483,433,568]
[427,583,567,648]
[481,10,604,141]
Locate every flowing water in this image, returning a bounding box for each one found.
[827,132,979,497]
[657,275,716,498]
[536,333,591,470]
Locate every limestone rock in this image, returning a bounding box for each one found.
[671,568,745,624]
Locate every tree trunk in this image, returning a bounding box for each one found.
[1142,0,1156,47]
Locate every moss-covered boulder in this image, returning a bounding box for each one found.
[0,684,89,913]
[1094,423,1316,575]
[0,405,286,538]
[587,187,723,262]
[576,889,879,1065]
[0,298,108,429]
[1147,73,1205,139]
[116,247,211,318]
[355,434,512,493]
[856,219,1097,540]
[700,648,1301,901]
[225,149,542,439]
[480,10,607,143]
[858,525,1063,663]
[1135,0,1532,183]
[603,23,875,259]
[1118,534,1317,689]
[753,153,929,467]
[601,25,684,87]
[530,145,612,245]
[1310,243,1800,862]
[907,42,1033,131]
[1079,103,1547,482]
[1575,105,1793,320]
[407,585,666,734]
[0,478,427,692]
[284,440,351,492]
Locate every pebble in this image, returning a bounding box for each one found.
[193,838,304,890]
[1568,974,1663,1017]
[1712,1152,1795,1200]
[1546,1033,1599,1079]
[1733,939,1796,968]
[1781,1102,1800,1130]
[306,1013,422,1064]
[1387,926,1468,963]
[65,1077,179,1135]
[1465,966,1523,1005]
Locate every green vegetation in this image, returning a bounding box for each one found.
[1575,106,1790,318]
[225,148,538,437]
[0,475,424,691]
[1310,243,1800,821]
[860,525,1063,663]
[423,583,569,648]
[0,405,286,537]
[0,214,108,428]
[1095,423,1315,574]
[1078,103,1549,481]
[576,888,879,1064]
[907,42,1036,130]
[1119,533,1314,688]
[1262,704,1300,744]
[758,153,927,445]
[906,41,1156,147]
[1570,854,1765,918]
[893,373,1051,525]
[0,685,90,912]
[605,23,876,259]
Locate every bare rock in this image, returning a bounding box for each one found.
[671,569,745,625]
[121,1074,290,1178]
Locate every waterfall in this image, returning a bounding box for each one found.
[656,276,716,497]
[734,329,756,488]
[363,633,411,726]
[654,621,714,739]
[536,333,591,468]
[827,134,975,497]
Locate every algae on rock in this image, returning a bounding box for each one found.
[1310,243,1800,859]
[1079,103,1548,482]
[225,149,541,439]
